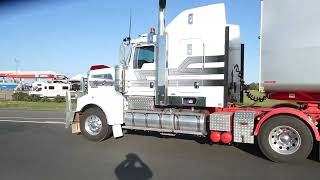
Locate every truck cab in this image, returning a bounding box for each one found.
[66,1,243,140]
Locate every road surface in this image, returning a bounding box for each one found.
[0,109,319,180]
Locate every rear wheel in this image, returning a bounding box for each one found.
[80,107,112,141]
[258,115,313,162]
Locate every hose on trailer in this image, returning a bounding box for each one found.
[245,90,268,102]
[233,64,268,103]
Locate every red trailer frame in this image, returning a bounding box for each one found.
[210,102,320,142]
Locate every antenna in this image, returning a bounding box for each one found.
[128,9,132,43]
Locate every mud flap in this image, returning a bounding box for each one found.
[71,122,81,134]
[311,141,320,161]
[315,142,320,162]
[112,124,123,138]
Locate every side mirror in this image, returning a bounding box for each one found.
[159,0,166,10]
[119,45,126,65]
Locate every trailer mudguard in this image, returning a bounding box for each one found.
[254,107,320,141]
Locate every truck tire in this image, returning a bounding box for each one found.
[80,107,112,141]
[258,115,313,163]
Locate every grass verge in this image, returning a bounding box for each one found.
[0,101,65,111]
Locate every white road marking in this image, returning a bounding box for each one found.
[0,119,65,124]
[0,117,64,120]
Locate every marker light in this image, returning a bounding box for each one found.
[90,65,110,71]
[150,28,156,34]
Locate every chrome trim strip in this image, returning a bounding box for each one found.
[169,68,224,75]
[129,80,224,87]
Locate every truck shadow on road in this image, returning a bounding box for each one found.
[125,130,209,144]
[115,153,153,180]
[125,130,267,161]
[125,130,320,162]
[235,142,320,162]
[233,143,268,160]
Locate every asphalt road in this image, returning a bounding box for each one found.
[0,109,319,180]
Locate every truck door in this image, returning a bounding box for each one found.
[125,45,155,96]
[175,38,204,94]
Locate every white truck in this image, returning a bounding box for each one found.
[66,0,320,163]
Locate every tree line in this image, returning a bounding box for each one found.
[246,82,259,91]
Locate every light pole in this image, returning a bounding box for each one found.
[14,59,20,83]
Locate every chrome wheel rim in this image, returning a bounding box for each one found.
[85,115,102,136]
[268,125,301,155]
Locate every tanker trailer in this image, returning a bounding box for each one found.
[260,0,320,102]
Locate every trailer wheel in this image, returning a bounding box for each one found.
[258,115,313,162]
[80,107,112,141]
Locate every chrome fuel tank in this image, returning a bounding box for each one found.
[123,109,208,135]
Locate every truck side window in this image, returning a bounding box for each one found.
[134,46,154,69]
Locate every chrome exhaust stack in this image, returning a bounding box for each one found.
[155,0,168,106]
[158,0,166,35]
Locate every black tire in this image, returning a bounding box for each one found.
[258,115,313,163]
[80,107,112,142]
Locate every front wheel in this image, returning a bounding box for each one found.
[258,115,313,163]
[80,107,112,141]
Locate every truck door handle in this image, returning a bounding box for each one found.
[150,82,154,88]
[194,82,200,89]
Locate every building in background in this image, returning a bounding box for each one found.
[0,71,68,90]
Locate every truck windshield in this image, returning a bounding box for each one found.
[91,74,113,80]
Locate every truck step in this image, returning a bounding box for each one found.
[159,132,176,137]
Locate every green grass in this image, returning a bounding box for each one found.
[243,90,289,108]
[0,101,66,110]
[243,95,283,107]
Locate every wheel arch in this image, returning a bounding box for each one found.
[254,107,320,141]
[80,104,108,121]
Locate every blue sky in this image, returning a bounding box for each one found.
[0,0,261,82]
